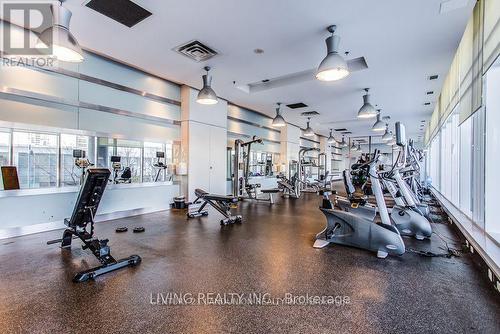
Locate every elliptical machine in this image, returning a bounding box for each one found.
[379,123,432,240]
[314,150,405,258]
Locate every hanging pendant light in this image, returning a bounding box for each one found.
[327,129,336,144]
[372,110,386,132]
[357,143,362,152]
[36,0,84,62]
[303,117,315,137]
[357,88,377,119]
[382,124,392,141]
[316,25,350,82]
[271,102,286,127]
[196,66,218,105]
[340,136,348,148]
[386,133,396,146]
[351,140,358,151]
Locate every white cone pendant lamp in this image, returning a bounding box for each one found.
[382,124,392,141]
[36,0,84,62]
[316,25,350,82]
[357,88,377,119]
[303,117,315,137]
[372,110,386,132]
[272,103,286,127]
[327,129,336,144]
[196,66,218,105]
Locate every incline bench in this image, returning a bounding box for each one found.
[187,188,242,225]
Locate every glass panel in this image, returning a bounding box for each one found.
[484,60,500,238]
[471,108,485,227]
[143,141,165,182]
[459,116,473,217]
[0,132,10,166]
[60,134,90,186]
[12,131,58,189]
[96,137,114,168]
[116,144,142,183]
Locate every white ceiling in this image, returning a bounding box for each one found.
[63,0,474,140]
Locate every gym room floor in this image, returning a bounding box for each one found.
[1,183,499,334]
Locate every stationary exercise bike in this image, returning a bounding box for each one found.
[73,149,94,185]
[111,156,132,184]
[379,123,432,240]
[314,150,405,258]
[153,151,171,182]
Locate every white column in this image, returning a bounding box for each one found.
[180,86,228,201]
[319,137,332,173]
[279,124,301,177]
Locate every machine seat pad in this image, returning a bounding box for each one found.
[261,188,281,194]
[195,189,238,203]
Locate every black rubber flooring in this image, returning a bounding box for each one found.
[0,184,499,333]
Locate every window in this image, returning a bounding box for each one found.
[60,134,91,186]
[459,116,473,217]
[1,128,175,191]
[0,131,10,166]
[143,141,166,182]
[429,135,440,190]
[12,131,58,189]
[484,59,500,239]
[116,139,142,183]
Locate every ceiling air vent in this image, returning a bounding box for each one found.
[173,40,218,62]
[300,111,320,117]
[286,103,308,109]
[85,0,152,28]
[334,128,348,132]
[342,131,352,135]
[429,75,439,80]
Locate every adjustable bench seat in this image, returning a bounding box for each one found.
[188,188,242,225]
[194,188,238,203]
[261,188,281,194]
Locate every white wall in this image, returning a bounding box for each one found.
[0,35,183,236]
[0,183,179,235]
[181,86,228,200]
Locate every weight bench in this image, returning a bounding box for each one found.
[188,188,242,225]
[47,168,141,282]
[260,188,281,204]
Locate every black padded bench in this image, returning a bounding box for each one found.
[259,188,281,204]
[187,188,242,225]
